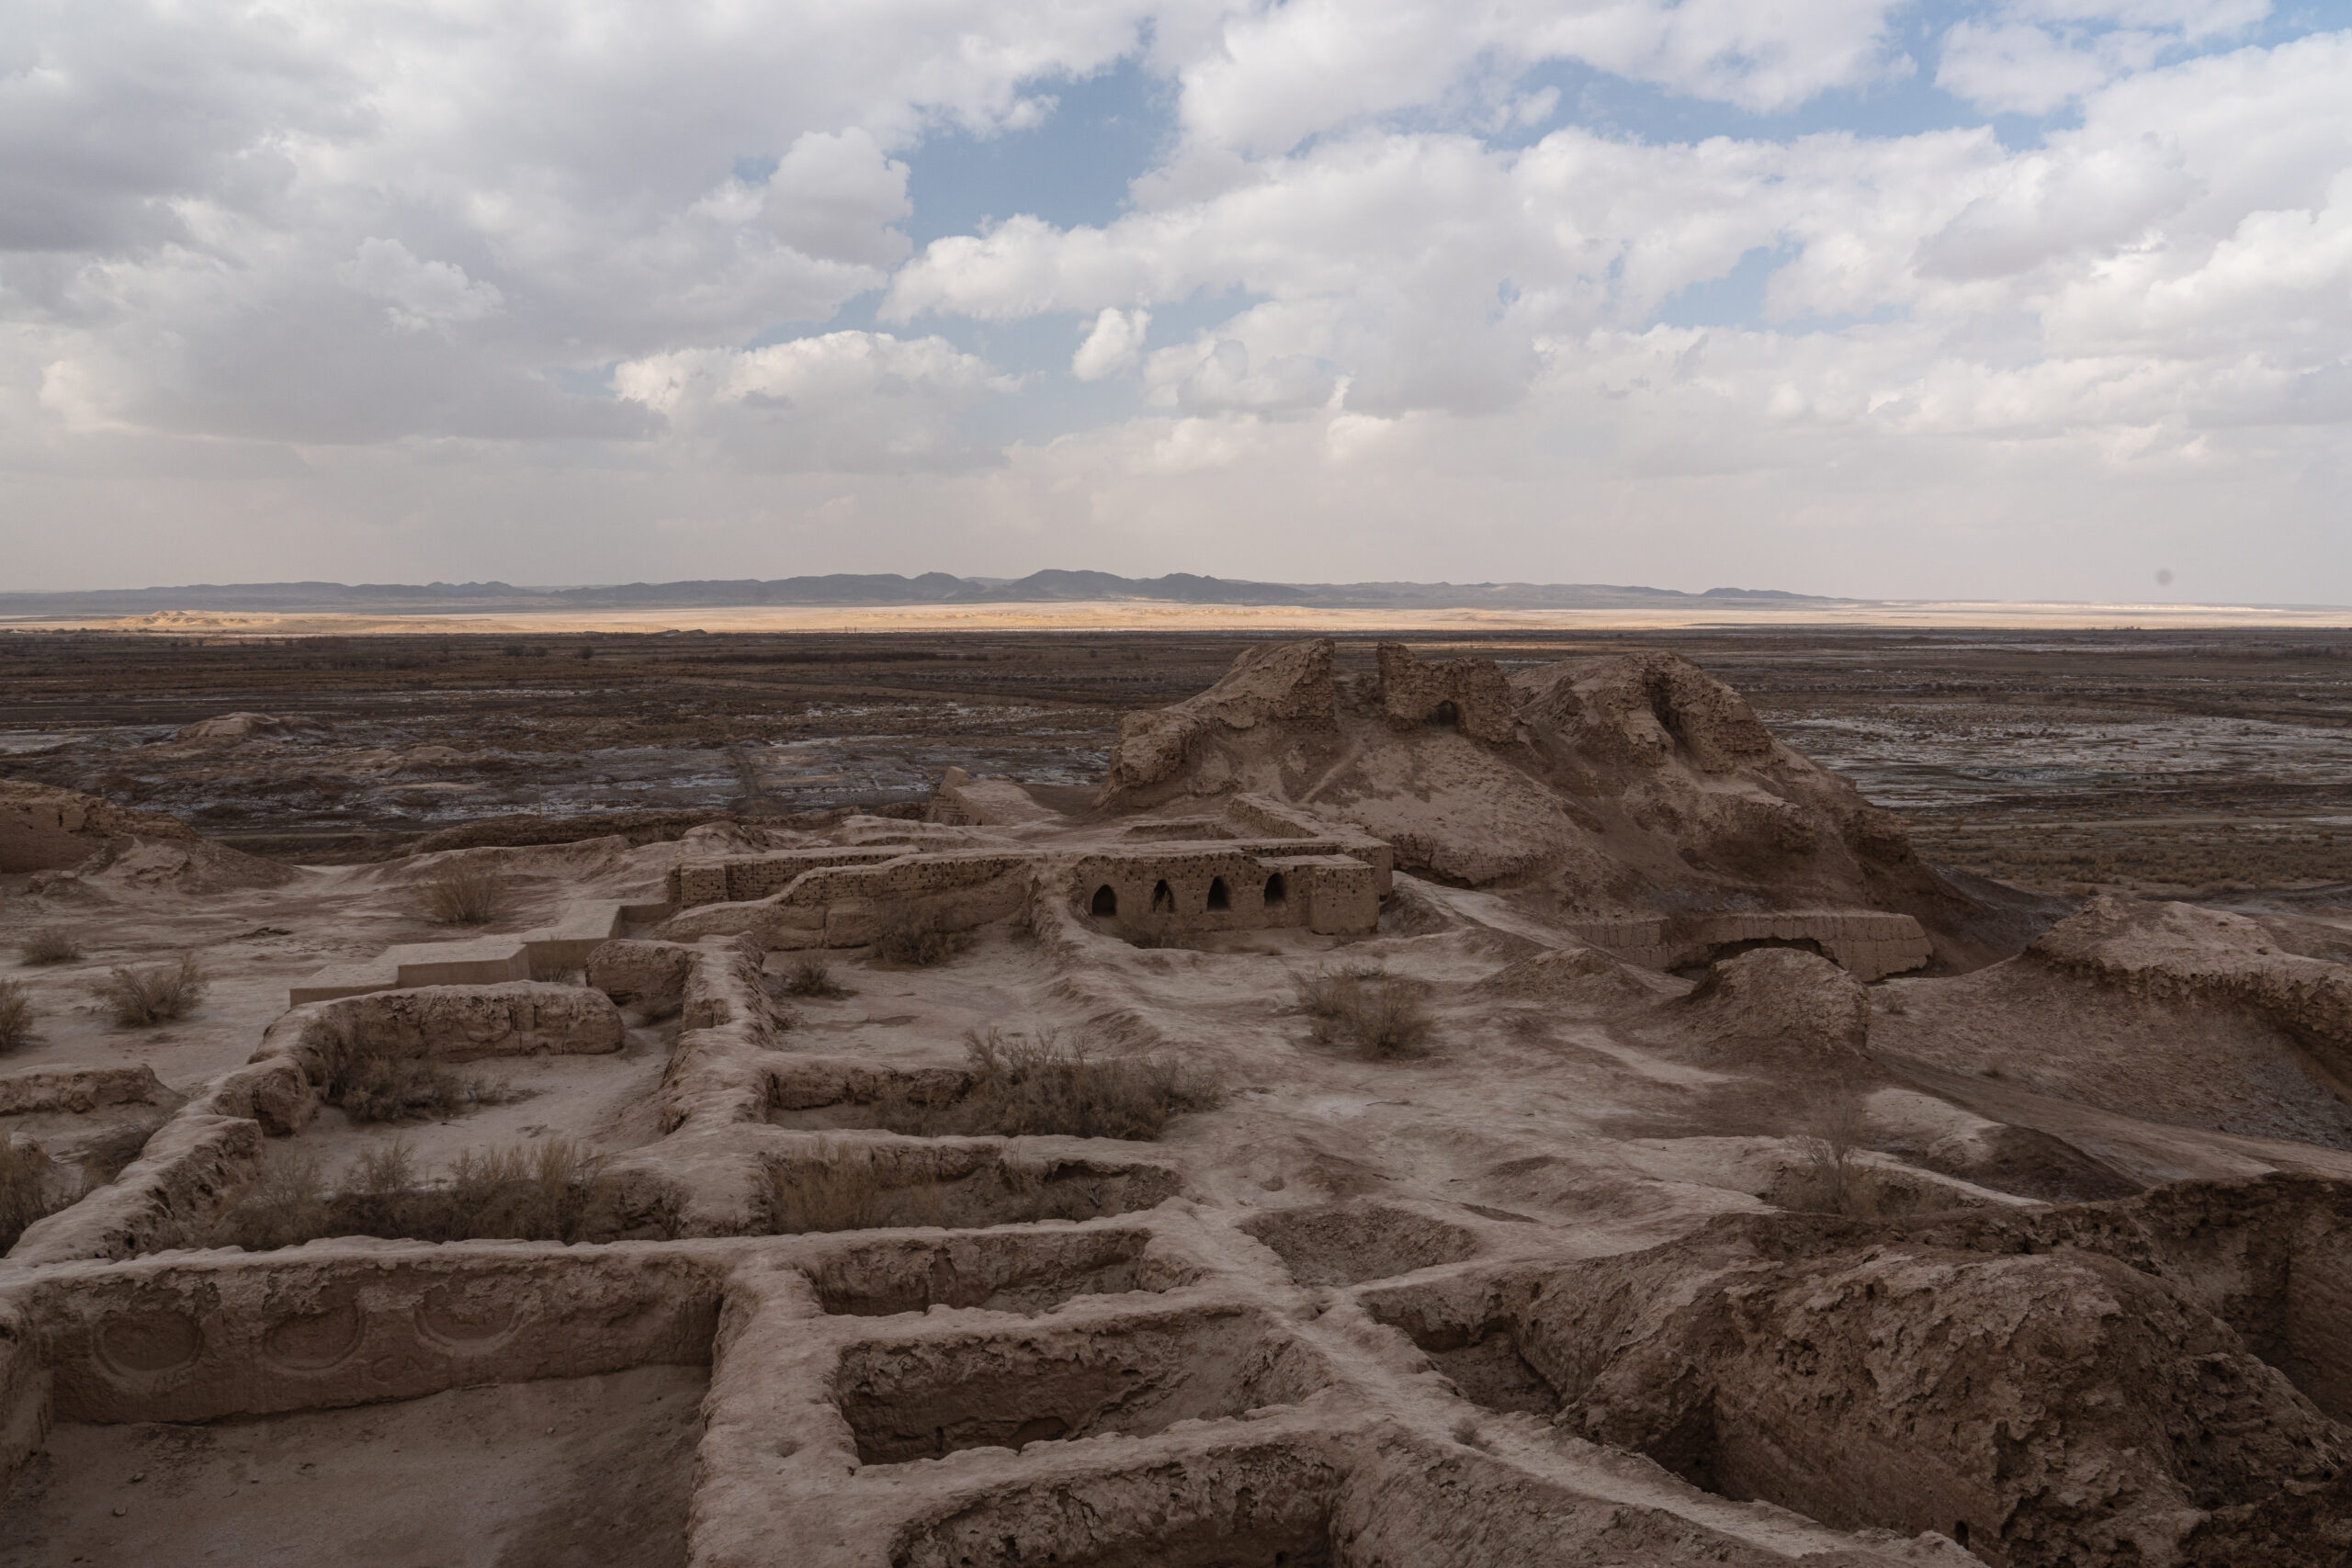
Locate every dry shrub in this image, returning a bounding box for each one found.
[210,1137,632,1250]
[1,1137,65,1252]
[1295,965,1434,1058]
[1784,1091,1924,1219]
[18,928,83,966]
[209,1156,331,1251]
[93,954,208,1027]
[764,1137,948,1233]
[422,861,510,925]
[0,979,35,1054]
[870,903,968,966]
[779,953,852,998]
[320,1031,518,1124]
[869,1028,1225,1142]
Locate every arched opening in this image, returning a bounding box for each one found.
[1205,876,1231,911]
[1262,873,1287,907]
[1090,884,1117,917]
[1427,700,1459,729]
[1150,879,1175,914]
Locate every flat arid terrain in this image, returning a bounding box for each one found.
[5,624,2352,1566]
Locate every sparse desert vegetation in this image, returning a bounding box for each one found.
[0,1137,62,1250]
[0,979,35,1053]
[869,902,969,965]
[863,1028,1224,1142]
[421,860,511,924]
[91,953,208,1027]
[208,1138,638,1250]
[1295,964,1435,1057]
[17,928,83,966]
[316,1029,520,1123]
[779,953,851,998]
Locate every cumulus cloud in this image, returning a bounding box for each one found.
[1072,306,1151,379]
[0,1,2346,601]
[612,332,1015,470]
[338,240,505,333]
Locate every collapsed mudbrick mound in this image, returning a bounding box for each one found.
[1101,639,2010,969]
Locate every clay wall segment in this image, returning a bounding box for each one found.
[0,1066,172,1119]
[19,1249,725,1426]
[1566,910,1930,982]
[1069,847,1379,937]
[1374,642,1518,742]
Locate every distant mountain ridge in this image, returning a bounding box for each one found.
[0,571,1847,616]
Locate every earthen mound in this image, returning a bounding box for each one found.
[1877,897,2352,1147]
[0,781,198,874]
[1098,638,2006,967]
[1648,948,1871,1066]
[1431,1179,2352,1566]
[1479,943,1682,1009]
[2031,895,2352,1073]
[164,712,326,747]
[54,832,299,894]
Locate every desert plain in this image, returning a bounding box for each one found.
[2,623,2351,1566]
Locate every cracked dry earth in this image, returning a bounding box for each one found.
[6,649,2352,1567]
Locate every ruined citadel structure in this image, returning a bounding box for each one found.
[2,641,2351,1566]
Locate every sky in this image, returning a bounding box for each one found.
[3,0,2349,601]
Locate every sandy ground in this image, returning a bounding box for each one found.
[0,1364,705,1568]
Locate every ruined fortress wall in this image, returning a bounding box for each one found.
[1566,911,1931,982]
[1374,642,1517,742]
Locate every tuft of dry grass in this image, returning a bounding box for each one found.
[92,955,209,1028]
[0,979,36,1054]
[763,1137,949,1234]
[210,1137,635,1250]
[1784,1090,1924,1219]
[867,1028,1225,1142]
[422,861,511,925]
[1295,964,1434,1058]
[870,903,968,966]
[18,928,84,966]
[319,1030,518,1124]
[779,953,852,998]
[1,1137,65,1252]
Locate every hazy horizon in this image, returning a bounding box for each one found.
[5,3,2346,602]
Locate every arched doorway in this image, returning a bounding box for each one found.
[1262,873,1286,907]
[1090,885,1117,917]
[1205,876,1231,911]
[1150,879,1175,914]
[1428,700,1459,729]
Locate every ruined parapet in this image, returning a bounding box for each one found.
[1374,643,1516,742]
[285,898,639,1007]
[929,768,1059,828]
[662,851,1035,951]
[665,847,903,907]
[1566,910,1931,982]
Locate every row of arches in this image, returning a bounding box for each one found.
[1089,873,1286,919]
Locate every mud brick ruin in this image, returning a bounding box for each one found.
[6,640,2352,1565]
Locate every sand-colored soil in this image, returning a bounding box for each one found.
[0,1363,705,1568]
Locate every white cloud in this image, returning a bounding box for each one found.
[338,239,504,333]
[1072,306,1150,379]
[612,331,1015,470]
[0,2,2347,602]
